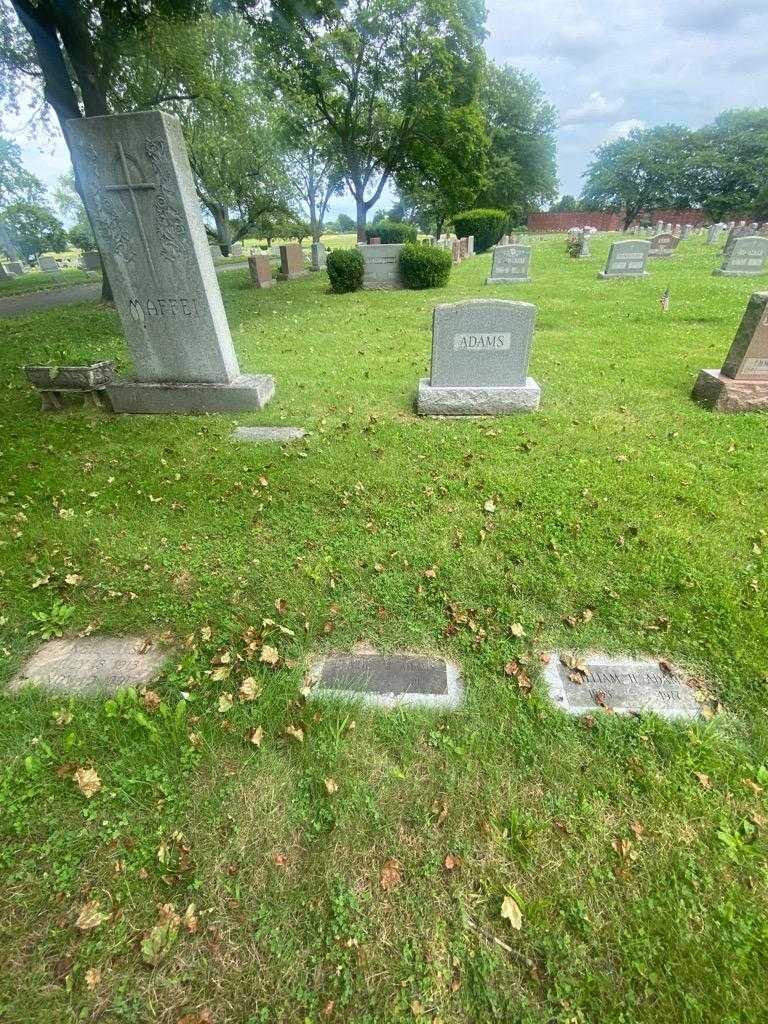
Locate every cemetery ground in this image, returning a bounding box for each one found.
[0,267,95,298]
[2,234,768,1024]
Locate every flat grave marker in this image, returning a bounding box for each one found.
[308,651,462,709]
[232,425,306,443]
[543,653,701,719]
[10,636,169,696]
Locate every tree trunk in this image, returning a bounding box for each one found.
[356,197,368,242]
[210,205,233,256]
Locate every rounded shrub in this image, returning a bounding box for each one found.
[399,242,452,290]
[451,209,507,253]
[326,247,364,293]
[365,220,417,244]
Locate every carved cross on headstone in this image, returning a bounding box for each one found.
[103,142,157,278]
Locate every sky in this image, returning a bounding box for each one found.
[3,0,768,217]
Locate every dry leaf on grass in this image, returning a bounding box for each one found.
[75,900,106,931]
[380,858,402,891]
[260,644,280,666]
[285,724,304,742]
[238,677,261,701]
[324,778,338,795]
[510,622,525,638]
[694,772,711,789]
[443,854,460,871]
[74,767,101,799]
[246,726,264,747]
[84,967,101,990]
[500,895,522,930]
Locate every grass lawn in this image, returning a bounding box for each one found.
[0,267,96,297]
[1,234,767,1024]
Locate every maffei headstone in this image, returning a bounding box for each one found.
[65,111,274,414]
[598,239,650,279]
[310,241,326,271]
[649,232,679,259]
[486,244,531,284]
[692,291,768,412]
[416,299,540,415]
[714,236,768,278]
[248,253,273,288]
[359,243,404,289]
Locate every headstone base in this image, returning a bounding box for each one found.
[692,368,768,413]
[107,374,275,415]
[597,271,650,279]
[712,268,762,277]
[416,377,540,415]
[277,270,309,281]
[485,276,531,284]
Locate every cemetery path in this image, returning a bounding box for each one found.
[0,261,249,319]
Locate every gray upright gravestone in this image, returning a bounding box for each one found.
[598,239,650,279]
[692,291,768,412]
[65,111,274,415]
[486,244,532,283]
[714,236,768,277]
[417,299,540,415]
[359,243,404,289]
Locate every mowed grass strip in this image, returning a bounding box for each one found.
[1,234,767,1024]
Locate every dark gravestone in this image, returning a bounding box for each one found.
[543,654,701,719]
[278,243,308,280]
[309,651,462,708]
[248,253,273,288]
[693,291,768,412]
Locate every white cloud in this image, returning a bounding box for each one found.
[562,91,624,125]
[603,118,646,143]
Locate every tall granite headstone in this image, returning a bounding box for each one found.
[278,243,307,280]
[649,233,679,259]
[310,241,326,271]
[65,111,273,414]
[486,244,531,283]
[359,243,404,289]
[598,239,650,279]
[248,253,273,288]
[692,292,768,412]
[714,236,768,277]
[416,299,540,415]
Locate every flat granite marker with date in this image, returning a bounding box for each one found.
[308,652,463,709]
[65,110,274,414]
[693,291,768,411]
[417,299,540,415]
[10,636,169,696]
[543,654,701,719]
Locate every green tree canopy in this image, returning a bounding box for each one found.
[689,108,768,219]
[1,199,66,257]
[474,63,557,220]
[581,125,696,229]
[551,194,581,212]
[249,0,487,239]
[0,136,44,208]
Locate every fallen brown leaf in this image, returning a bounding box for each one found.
[380,858,402,891]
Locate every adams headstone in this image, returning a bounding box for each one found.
[359,243,404,289]
[542,653,700,719]
[713,236,768,278]
[417,298,540,415]
[486,244,531,284]
[598,239,650,279]
[65,110,274,414]
[692,291,768,412]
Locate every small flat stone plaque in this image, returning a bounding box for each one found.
[232,426,306,443]
[10,636,169,695]
[543,653,701,719]
[309,652,462,709]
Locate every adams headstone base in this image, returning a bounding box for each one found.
[691,368,768,413]
[543,653,701,719]
[108,374,274,414]
[416,377,540,415]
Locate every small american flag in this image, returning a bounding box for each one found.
[660,287,670,312]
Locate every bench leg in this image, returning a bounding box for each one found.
[40,391,63,412]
